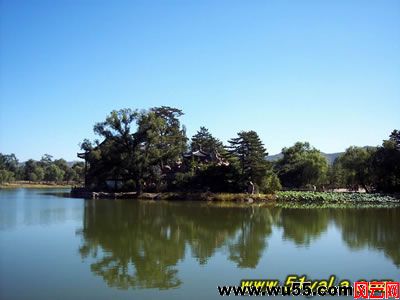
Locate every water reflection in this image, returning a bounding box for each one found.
[78,201,400,290]
[277,209,329,246]
[332,208,400,267]
[0,190,18,230]
[78,201,275,289]
[0,188,80,230]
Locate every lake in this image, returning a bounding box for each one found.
[0,188,399,299]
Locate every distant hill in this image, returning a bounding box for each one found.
[19,160,81,167]
[266,153,283,162]
[67,161,81,167]
[322,152,342,164]
[266,152,342,164]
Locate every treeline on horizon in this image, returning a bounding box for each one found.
[1,106,399,193]
[0,154,84,185]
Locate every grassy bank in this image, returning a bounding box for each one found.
[0,181,72,189]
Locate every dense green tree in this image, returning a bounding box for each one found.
[71,162,85,182]
[22,157,78,183]
[227,131,278,192]
[82,108,141,190]
[44,164,65,182]
[82,106,187,193]
[0,153,19,183]
[328,130,399,192]
[23,159,44,182]
[23,159,36,181]
[0,169,15,183]
[64,168,77,183]
[373,129,400,192]
[259,170,282,193]
[190,126,224,153]
[39,154,53,167]
[0,153,19,173]
[180,164,241,193]
[276,142,328,189]
[54,159,69,173]
[326,162,346,189]
[76,107,398,194]
[32,166,45,182]
[335,146,376,192]
[138,106,187,190]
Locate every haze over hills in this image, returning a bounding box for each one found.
[267,152,342,164]
[40,152,352,166]
[266,146,376,164]
[54,155,344,166]
[20,147,374,166]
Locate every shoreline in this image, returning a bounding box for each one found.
[2,184,398,204]
[0,182,73,189]
[70,188,274,202]
[70,188,400,204]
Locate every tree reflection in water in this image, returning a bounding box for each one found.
[78,201,275,289]
[277,209,329,246]
[78,201,400,289]
[332,208,400,267]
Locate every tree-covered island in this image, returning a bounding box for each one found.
[76,106,280,196]
[70,106,399,200]
[1,106,399,201]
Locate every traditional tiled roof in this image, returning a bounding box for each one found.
[183,149,210,158]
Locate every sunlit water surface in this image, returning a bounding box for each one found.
[0,189,399,299]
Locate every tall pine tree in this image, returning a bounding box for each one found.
[227,131,270,190]
[190,126,224,153]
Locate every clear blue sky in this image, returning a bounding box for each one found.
[1,0,399,161]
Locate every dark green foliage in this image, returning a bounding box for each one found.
[328,130,400,193]
[0,169,15,183]
[40,154,53,166]
[0,152,85,184]
[23,159,42,181]
[82,106,187,193]
[44,164,65,182]
[227,131,275,192]
[275,142,328,189]
[190,127,224,153]
[373,130,400,192]
[71,162,85,182]
[0,153,19,173]
[0,153,19,183]
[326,162,345,189]
[82,116,282,193]
[333,146,376,192]
[259,171,282,194]
[54,159,69,173]
[171,172,195,191]
[34,155,68,183]
[173,164,241,193]
[196,164,241,192]
[3,105,398,195]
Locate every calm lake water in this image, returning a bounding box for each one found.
[0,189,399,299]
